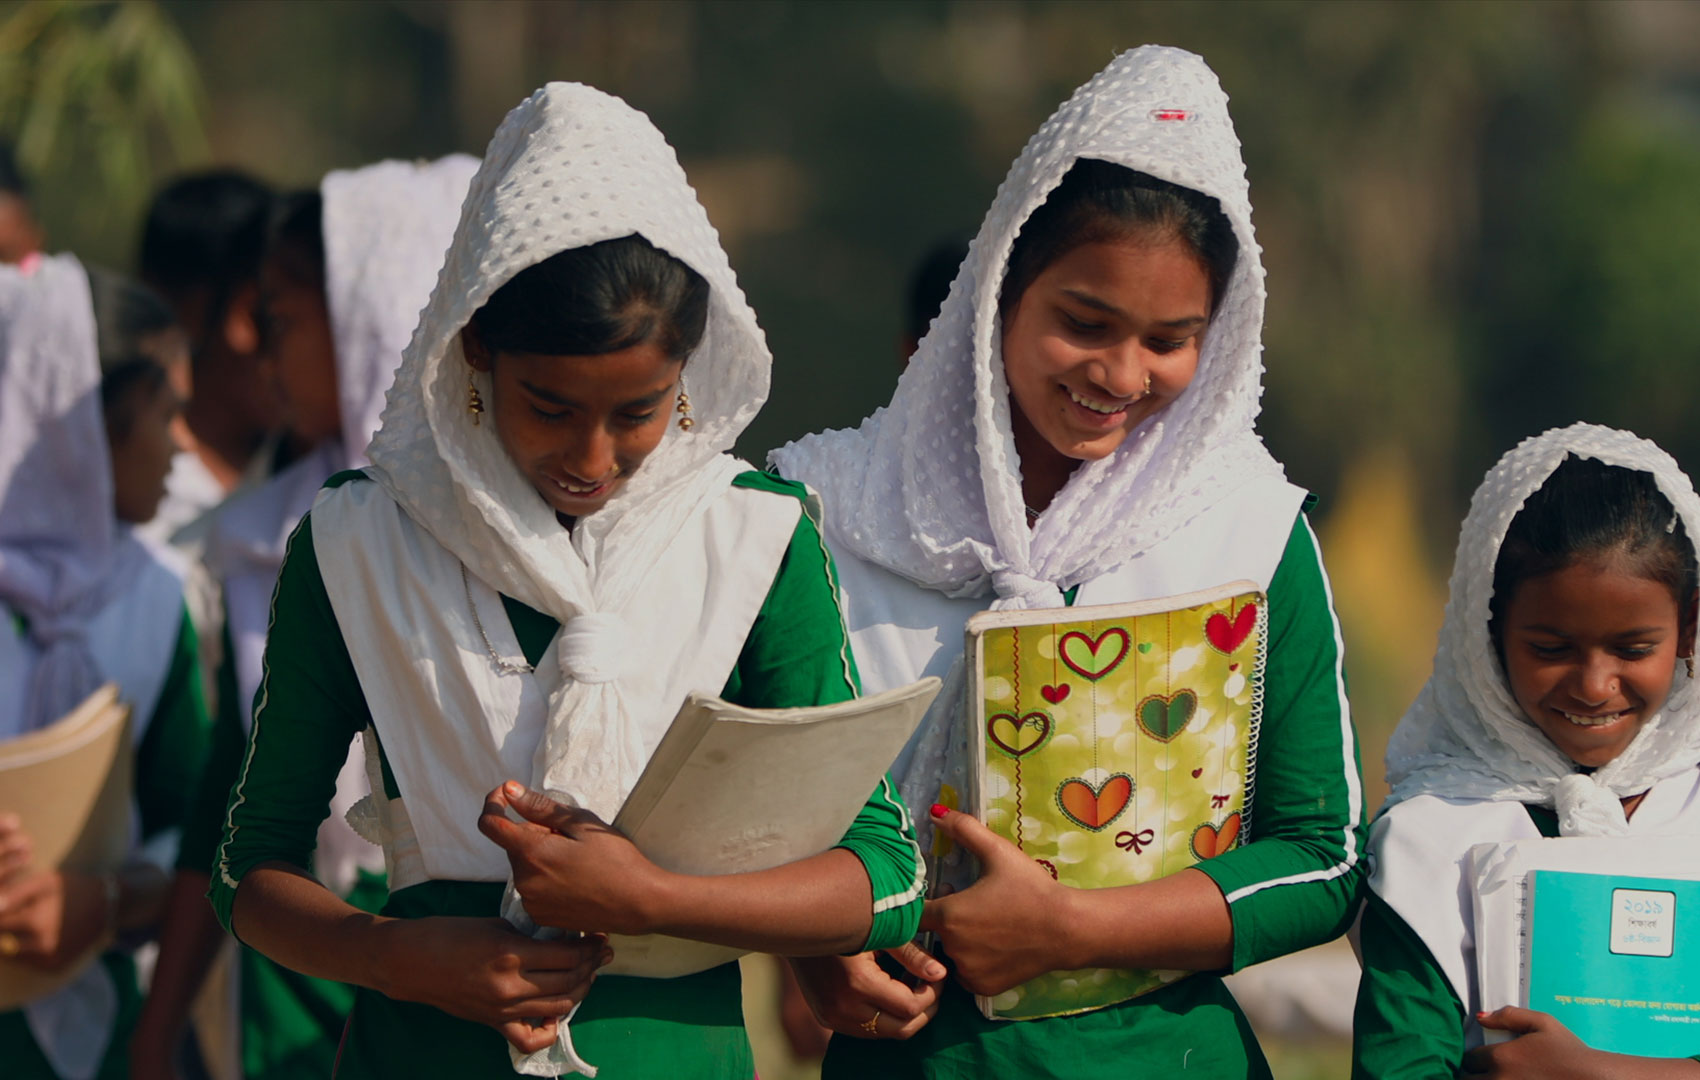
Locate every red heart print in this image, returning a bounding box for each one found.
[1056,774,1133,831]
[1191,768,1203,779]
[1040,683,1070,704]
[1206,604,1258,655]
[987,711,1051,758]
[1058,627,1131,682]
[1190,811,1243,859]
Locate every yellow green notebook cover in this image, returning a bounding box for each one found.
[965,581,1266,1021]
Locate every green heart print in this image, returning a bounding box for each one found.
[1136,690,1197,742]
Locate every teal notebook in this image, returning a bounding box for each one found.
[1526,870,1700,1056]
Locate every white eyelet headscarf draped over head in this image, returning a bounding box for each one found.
[770,45,1284,611]
[0,255,145,736]
[1384,423,1700,836]
[365,83,770,819]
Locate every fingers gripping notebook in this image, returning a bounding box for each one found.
[965,582,1266,1021]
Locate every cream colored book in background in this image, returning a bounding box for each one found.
[603,677,940,978]
[0,684,133,1009]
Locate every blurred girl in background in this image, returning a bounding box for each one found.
[0,256,209,1080]
[132,155,477,1080]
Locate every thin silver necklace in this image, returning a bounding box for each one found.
[461,563,535,674]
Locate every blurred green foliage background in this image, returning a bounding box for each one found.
[6,4,1700,1069]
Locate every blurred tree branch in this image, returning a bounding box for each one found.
[0,0,205,231]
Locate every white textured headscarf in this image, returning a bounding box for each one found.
[1384,423,1700,836]
[323,155,481,471]
[770,45,1284,611]
[0,255,143,735]
[365,82,769,822]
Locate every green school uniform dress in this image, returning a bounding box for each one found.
[1354,797,1700,1078]
[823,515,1366,1080]
[209,472,925,1079]
[2,608,210,1080]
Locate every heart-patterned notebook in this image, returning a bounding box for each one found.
[964,581,1266,1021]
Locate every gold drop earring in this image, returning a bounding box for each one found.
[467,370,484,425]
[676,385,694,431]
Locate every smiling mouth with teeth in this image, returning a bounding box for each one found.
[1067,388,1129,415]
[553,476,609,495]
[1560,710,1627,728]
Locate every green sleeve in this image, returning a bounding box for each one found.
[176,621,247,873]
[1352,892,1466,1079]
[135,605,212,843]
[1192,513,1368,971]
[209,512,370,935]
[724,474,925,951]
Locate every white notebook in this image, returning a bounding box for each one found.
[602,677,940,977]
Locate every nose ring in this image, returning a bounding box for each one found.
[1141,373,1152,397]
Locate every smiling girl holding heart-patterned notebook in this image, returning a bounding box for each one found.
[965,582,1265,1020]
[774,44,1365,1080]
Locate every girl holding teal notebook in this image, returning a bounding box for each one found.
[772,45,1365,1078]
[1356,423,1700,1077]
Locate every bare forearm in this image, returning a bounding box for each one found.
[230,861,394,992]
[116,861,171,933]
[646,848,872,956]
[1062,868,1233,971]
[133,871,225,1040]
[1586,1053,1700,1079]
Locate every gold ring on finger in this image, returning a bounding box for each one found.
[0,931,19,958]
[859,1009,881,1036]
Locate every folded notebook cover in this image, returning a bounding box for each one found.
[1524,869,1700,1056]
[602,677,940,978]
[966,582,1265,1021]
[0,684,133,1009]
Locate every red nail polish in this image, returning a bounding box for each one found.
[930,803,948,818]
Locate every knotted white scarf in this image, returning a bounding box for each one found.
[1384,423,1700,835]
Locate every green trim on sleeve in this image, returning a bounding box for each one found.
[1192,513,1367,971]
[1351,891,1467,1079]
[322,468,369,490]
[136,605,212,843]
[723,474,923,949]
